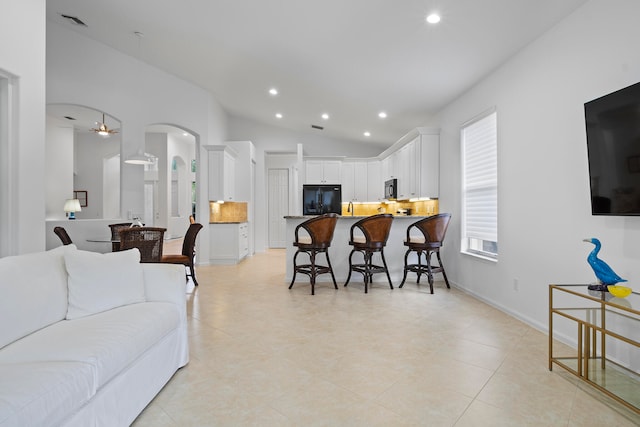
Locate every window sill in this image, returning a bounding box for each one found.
[461,250,498,263]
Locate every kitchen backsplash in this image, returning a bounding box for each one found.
[340,199,439,217]
[209,201,248,223]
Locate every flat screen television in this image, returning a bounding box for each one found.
[585,81,640,215]
[302,184,342,215]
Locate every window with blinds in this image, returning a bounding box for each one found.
[461,110,498,259]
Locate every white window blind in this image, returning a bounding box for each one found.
[462,111,497,245]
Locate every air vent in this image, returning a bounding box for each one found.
[64,116,76,121]
[311,124,324,130]
[60,14,87,27]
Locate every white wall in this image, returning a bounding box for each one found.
[46,21,228,262]
[437,0,640,335]
[0,0,46,255]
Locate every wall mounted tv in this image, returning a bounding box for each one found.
[302,184,342,215]
[585,81,640,215]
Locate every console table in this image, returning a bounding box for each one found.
[548,284,639,414]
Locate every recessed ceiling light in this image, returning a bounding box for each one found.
[182,132,188,136]
[426,13,441,24]
[275,113,283,119]
[363,131,371,137]
[378,112,387,119]
[269,88,278,96]
[321,113,329,120]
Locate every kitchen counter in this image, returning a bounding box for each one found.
[284,215,429,219]
[285,215,433,287]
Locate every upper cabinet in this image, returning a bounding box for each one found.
[342,161,368,202]
[380,128,439,200]
[305,159,342,184]
[303,128,438,202]
[367,160,383,201]
[205,145,237,201]
[419,133,439,199]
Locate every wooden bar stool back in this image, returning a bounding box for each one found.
[289,213,339,295]
[344,214,394,293]
[399,213,451,293]
[118,227,166,263]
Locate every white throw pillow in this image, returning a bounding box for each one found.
[64,248,146,319]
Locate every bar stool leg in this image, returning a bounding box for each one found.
[325,251,338,289]
[426,250,434,294]
[344,249,355,287]
[436,251,450,288]
[399,248,411,288]
[310,250,316,295]
[380,249,393,289]
[289,250,300,289]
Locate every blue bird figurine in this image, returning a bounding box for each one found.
[583,238,627,291]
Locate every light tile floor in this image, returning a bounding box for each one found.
[133,249,640,426]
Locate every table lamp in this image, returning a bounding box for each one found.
[64,198,82,220]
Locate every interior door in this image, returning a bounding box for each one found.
[268,168,289,248]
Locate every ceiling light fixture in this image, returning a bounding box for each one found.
[275,113,283,119]
[321,113,329,120]
[269,88,278,96]
[90,113,118,136]
[378,112,387,119]
[363,131,371,137]
[426,13,441,24]
[124,149,154,165]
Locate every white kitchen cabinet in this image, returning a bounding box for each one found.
[210,222,248,264]
[305,159,342,184]
[381,151,399,182]
[397,138,420,200]
[205,145,237,201]
[419,133,439,198]
[341,161,368,202]
[367,160,383,201]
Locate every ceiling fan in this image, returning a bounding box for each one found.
[91,113,118,136]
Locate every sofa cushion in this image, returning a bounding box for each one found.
[0,302,180,389]
[0,360,95,427]
[0,245,74,350]
[64,248,145,319]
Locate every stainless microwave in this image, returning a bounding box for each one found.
[384,179,397,200]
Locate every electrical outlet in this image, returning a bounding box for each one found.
[513,278,519,291]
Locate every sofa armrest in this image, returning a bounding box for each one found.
[141,264,186,307]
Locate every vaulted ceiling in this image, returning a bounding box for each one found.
[46,0,588,145]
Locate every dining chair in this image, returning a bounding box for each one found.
[289,213,339,295]
[108,222,132,251]
[161,223,203,286]
[53,226,73,245]
[118,227,166,263]
[399,213,451,294]
[344,214,394,293]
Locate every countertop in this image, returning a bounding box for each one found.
[284,215,429,219]
[210,221,247,224]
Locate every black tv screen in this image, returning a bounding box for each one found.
[585,81,640,215]
[302,184,342,215]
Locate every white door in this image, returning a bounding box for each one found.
[268,168,289,248]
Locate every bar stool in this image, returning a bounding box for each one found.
[344,214,394,293]
[399,213,451,294]
[289,213,339,295]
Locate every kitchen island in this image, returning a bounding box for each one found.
[285,215,436,289]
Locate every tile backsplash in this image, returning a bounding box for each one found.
[209,201,248,223]
[340,199,439,216]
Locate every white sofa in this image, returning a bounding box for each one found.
[0,245,189,427]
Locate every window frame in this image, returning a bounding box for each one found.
[460,108,498,261]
